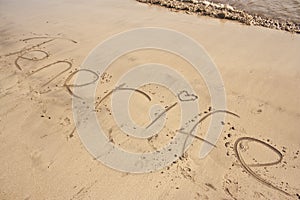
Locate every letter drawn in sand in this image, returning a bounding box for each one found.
[178,110,240,154]
[15,49,49,71]
[0,36,77,61]
[30,60,72,87]
[2,36,78,94]
[64,69,99,99]
[234,137,291,196]
[95,84,151,109]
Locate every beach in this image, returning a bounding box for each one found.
[0,0,300,199]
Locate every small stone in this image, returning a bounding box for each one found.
[217,12,226,19]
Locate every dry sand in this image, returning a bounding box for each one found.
[0,0,300,199]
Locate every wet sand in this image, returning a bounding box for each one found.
[137,0,300,33]
[210,0,300,24]
[0,0,300,199]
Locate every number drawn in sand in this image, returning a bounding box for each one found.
[96,83,242,157]
[146,102,178,129]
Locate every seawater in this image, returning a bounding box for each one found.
[211,0,300,23]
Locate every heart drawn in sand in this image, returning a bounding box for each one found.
[177,90,198,102]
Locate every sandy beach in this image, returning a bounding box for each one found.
[0,0,300,199]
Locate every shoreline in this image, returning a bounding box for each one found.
[0,0,300,199]
[136,0,300,34]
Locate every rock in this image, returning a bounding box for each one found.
[225,4,234,11]
[216,12,226,19]
[202,0,210,6]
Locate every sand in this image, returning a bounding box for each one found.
[0,0,300,199]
